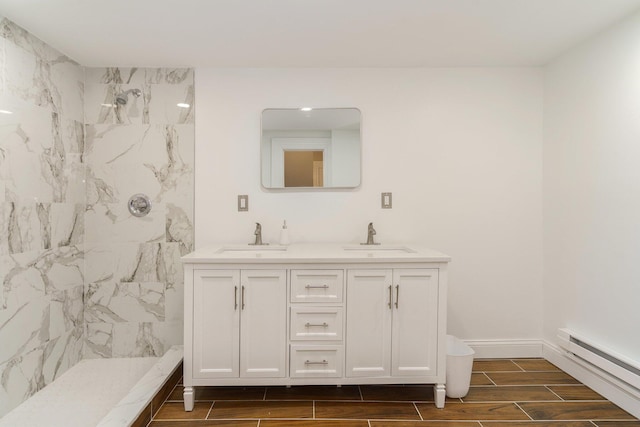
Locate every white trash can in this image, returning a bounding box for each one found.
[446,335,475,398]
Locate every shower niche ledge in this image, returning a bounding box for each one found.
[181,243,451,410]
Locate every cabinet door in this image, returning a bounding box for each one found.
[193,270,240,378]
[240,270,287,378]
[345,269,392,377]
[391,269,439,377]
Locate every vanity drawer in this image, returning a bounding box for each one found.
[290,307,343,341]
[290,345,343,378]
[291,270,344,303]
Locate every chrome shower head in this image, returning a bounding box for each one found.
[114,88,142,105]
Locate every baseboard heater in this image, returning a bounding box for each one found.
[558,328,640,391]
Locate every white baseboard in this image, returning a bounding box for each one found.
[464,339,543,359]
[542,340,640,419]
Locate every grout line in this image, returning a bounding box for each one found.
[510,359,527,372]
[413,402,424,421]
[513,401,534,421]
[367,420,372,427]
[483,372,498,386]
[545,385,565,401]
[204,400,214,420]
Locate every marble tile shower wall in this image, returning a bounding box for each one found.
[0,17,85,416]
[0,17,194,416]
[83,67,194,359]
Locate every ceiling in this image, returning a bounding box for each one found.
[1,0,640,68]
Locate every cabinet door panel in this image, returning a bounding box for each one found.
[391,269,439,377]
[345,269,392,377]
[193,270,240,378]
[240,270,287,378]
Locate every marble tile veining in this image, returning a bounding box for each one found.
[84,67,193,85]
[85,322,114,359]
[50,203,84,248]
[85,202,166,245]
[85,281,165,323]
[112,322,165,357]
[0,295,50,365]
[1,202,46,254]
[0,17,86,417]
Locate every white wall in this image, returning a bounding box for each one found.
[544,11,640,362]
[195,68,543,341]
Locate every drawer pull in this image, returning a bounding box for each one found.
[305,322,329,328]
[305,285,329,290]
[388,285,393,309]
[234,286,238,310]
[395,285,400,309]
[304,359,329,365]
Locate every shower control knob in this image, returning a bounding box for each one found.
[128,193,152,217]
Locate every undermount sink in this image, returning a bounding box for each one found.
[342,245,416,254]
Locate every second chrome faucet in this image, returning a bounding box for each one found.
[361,222,380,245]
[249,222,268,245]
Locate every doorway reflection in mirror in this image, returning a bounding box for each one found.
[261,108,361,190]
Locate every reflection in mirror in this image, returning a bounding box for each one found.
[284,150,323,187]
[261,108,361,189]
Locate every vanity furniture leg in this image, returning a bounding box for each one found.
[183,386,194,411]
[434,383,446,408]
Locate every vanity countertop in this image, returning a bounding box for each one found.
[182,243,451,264]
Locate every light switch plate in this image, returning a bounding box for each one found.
[238,195,248,211]
[381,192,392,209]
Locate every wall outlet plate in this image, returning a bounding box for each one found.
[381,192,392,209]
[238,195,248,211]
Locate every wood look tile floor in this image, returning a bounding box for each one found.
[148,359,640,426]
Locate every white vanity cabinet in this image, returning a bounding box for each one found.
[191,269,287,380]
[346,269,440,378]
[182,244,450,411]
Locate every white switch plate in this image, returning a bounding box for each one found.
[238,195,248,211]
[381,192,392,209]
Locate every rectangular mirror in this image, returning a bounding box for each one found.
[261,108,361,189]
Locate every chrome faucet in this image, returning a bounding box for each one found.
[249,222,268,245]
[361,222,380,245]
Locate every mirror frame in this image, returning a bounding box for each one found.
[260,107,362,191]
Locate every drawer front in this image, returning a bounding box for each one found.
[290,345,343,378]
[290,307,343,341]
[291,270,344,303]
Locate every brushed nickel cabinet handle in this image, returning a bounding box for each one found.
[388,285,393,309]
[304,360,329,365]
[241,285,245,310]
[305,322,329,328]
[305,285,329,289]
[234,286,238,310]
[395,285,400,309]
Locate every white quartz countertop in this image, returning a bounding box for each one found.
[182,243,451,264]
